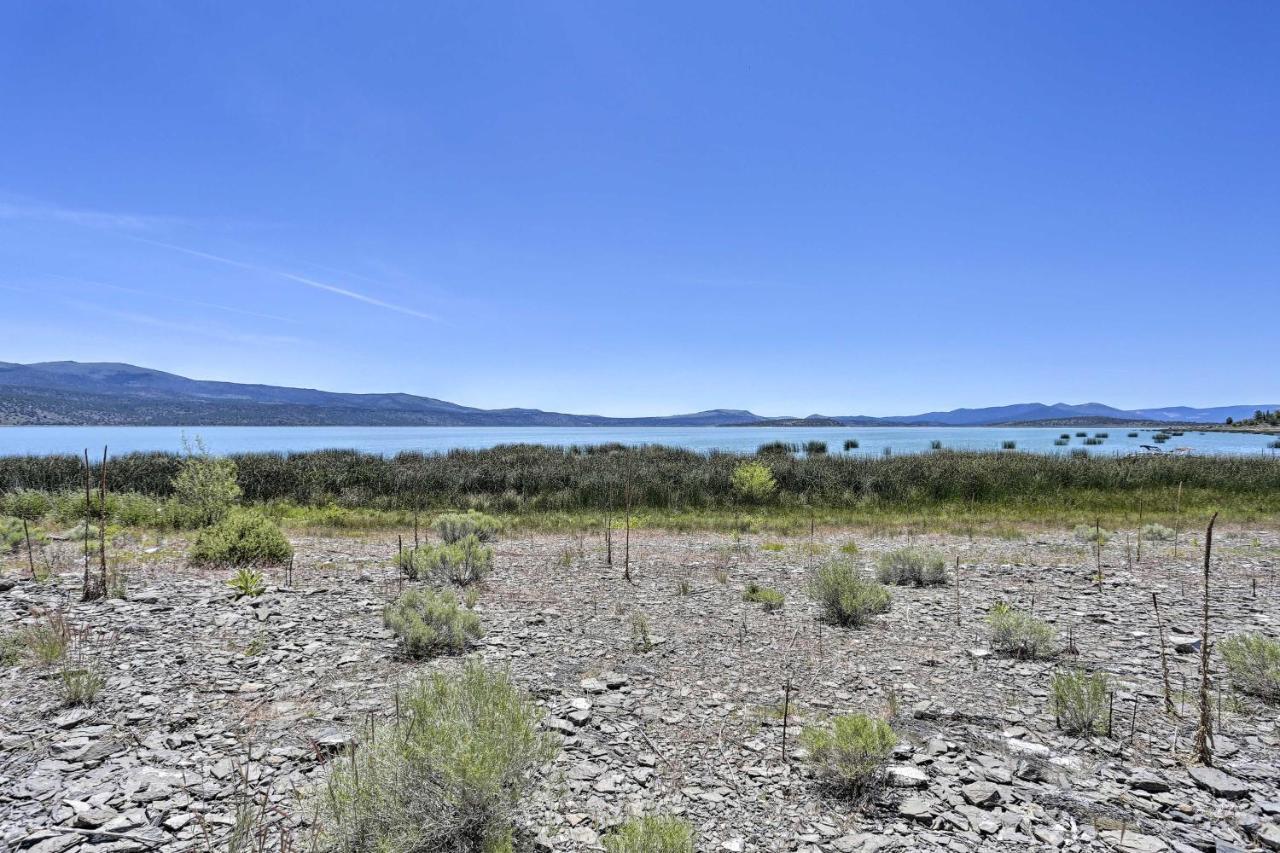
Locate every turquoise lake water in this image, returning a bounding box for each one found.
[0,425,1276,457]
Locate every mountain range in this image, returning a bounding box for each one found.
[0,362,1272,428]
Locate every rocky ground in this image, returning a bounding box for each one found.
[1,523,1278,852]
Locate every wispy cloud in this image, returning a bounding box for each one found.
[0,198,180,231]
[132,237,438,321]
[60,299,302,347]
[40,274,300,325]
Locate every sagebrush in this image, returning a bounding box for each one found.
[810,562,891,627]
[602,815,695,853]
[801,713,897,797]
[875,547,948,586]
[384,588,483,657]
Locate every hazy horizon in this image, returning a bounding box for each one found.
[2,3,1277,417]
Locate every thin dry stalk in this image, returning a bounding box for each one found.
[1193,512,1217,765]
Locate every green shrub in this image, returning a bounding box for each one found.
[988,602,1055,659]
[1073,524,1111,545]
[761,541,785,552]
[172,441,241,527]
[0,517,28,552]
[384,588,483,658]
[435,511,499,544]
[403,535,493,585]
[731,462,776,504]
[810,562,891,627]
[1050,669,1109,735]
[1219,633,1280,703]
[226,567,266,598]
[4,489,51,521]
[603,815,695,853]
[743,581,784,611]
[875,547,948,586]
[1140,523,1175,541]
[189,510,293,567]
[801,713,897,796]
[318,661,557,853]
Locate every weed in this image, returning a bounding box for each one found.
[761,541,785,552]
[435,511,499,544]
[804,441,828,456]
[1140,523,1175,541]
[384,588,483,658]
[675,577,691,596]
[712,567,729,585]
[810,562,891,627]
[839,541,859,555]
[1219,633,1280,703]
[227,567,267,598]
[988,602,1055,659]
[743,581,785,611]
[630,612,652,651]
[1073,524,1111,545]
[1050,669,1109,735]
[602,815,694,853]
[318,661,558,853]
[801,713,896,797]
[20,609,69,665]
[875,547,948,586]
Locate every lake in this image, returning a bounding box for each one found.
[0,425,1276,457]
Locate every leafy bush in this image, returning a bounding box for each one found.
[319,661,557,853]
[1140,523,1175,541]
[731,462,776,504]
[743,581,784,611]
[189,510,293,567]
[435,511,498,544]
[603,815,695,853]
[1219,633,1280,703]
[875,547,948,586]
[1050,669,1109,735]
[384,588,483,657]
[172,441,241,527]
[988,602,1055,659]
[402,535,493,585]
[1073,524,1111,545]
[4,489,51,521]
[810,562,891,627]
[226,567,266,598]
[0,517,28,552]
[801,713,897,796]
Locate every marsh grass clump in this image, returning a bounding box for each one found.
[1219,633,1280,703]
[226,567,266,598]
[1094,432,1109,439]
[801,713,897,798]
[743,581,784,611]
[988,602,1055,659]
[189,510,292,567]
[1050,669,1109,735]
[1073,524,1111,545]
[757,441,799,456]
[804,441,828,456]
[843,439,859,450]
[1075,432,1088,438]
[875,547,948,586]
[602,815,695,853]
[1269,439,1280,450]
[1128,432,1139,438]
[384,588,483,658]
[435,511,499,544]
[1001,440,1017,450]
[1053,439,1069,446]
[1140,523,1175,541]
[1060,434,1071,440]
[810,562,891,627]
[1069,448,1089,458]
[1083,437,1104,446]
[929,440,943,450]
[319,661,557,853]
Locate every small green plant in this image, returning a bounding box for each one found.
[400,536,494,585]
[1,633,23,666]
[875,547,948,586]
[19,610,69,665]
[838,541,859,555]
[675,577,691,596]
[61,658,105,706]
[434,511,499,544]
[1140,523,1175,541]
[743,581,784,611]
[987,602,1055,659]
[189,510,293,566]
[1073,524,1111,545]
[761,541,785,552]
[801,713,897,797]
[713,566,729,585]
[603,815,695,853]
[172,438,242,527]
[1050,669,1109,735]
[318,661,558,853]
[384,588,483,658]
[557,546,576,568]
[810,562,891,627]
[1219,633,1280,703]
[226,567,266,598]
[630,612,652,651]
[731,461,777,504]
[463,586,480,609]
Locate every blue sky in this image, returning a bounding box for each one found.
[1,2,1276,417]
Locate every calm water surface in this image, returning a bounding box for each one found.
[1,425,1276,457]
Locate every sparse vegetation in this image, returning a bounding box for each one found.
[810,562,891,627]
[631,612,652,651]
[602,815,695,853]
[1050,669,1109,735]
[801,713,897,797]
[318,661,557,853]
[400,535,493,585]
[226,567,266,598]
[189,510,293,566]
[384,588,483,658]
[743,581,784,611]
[804,441,828,456]
[1219,633,1280,703]
[1074,524,1111,545]
[988,602,1055,659]
[761,541,785,552]
[875,547,948,586]
[435,510,499,544]
[1140,523,1175,541]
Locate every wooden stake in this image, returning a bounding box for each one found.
[1194,512,1217,765]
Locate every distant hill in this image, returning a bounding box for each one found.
[0,361,1274,428]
